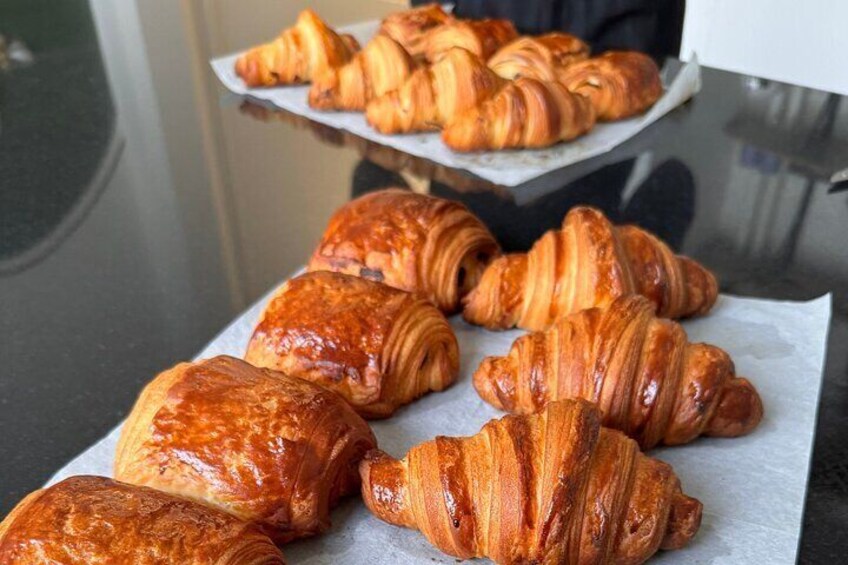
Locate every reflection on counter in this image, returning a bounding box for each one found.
[237,97,697,253]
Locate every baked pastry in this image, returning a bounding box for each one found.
[474,295,764,448]
[463,206,717,330]
[0,476,285,564]
[114,355,377,543]
[558,51,663,121]
[360,399,702,564]
[245,271,459,418]
[442,76,596,151]
[488,33,590,82]
[308,35,415,111]
[423,18,518,63]
[378,3,452,61]
[234,9,359,87]
[366,47,505,134]
[308,189,500,312]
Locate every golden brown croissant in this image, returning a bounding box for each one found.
[423,18,518,63]
[308,35,416,111]
[308,188,500,313]
[360,399,702,564]
[463,206,718,330]
[114,355,376,544]
[442,76,596,151]
[365,47,505,134]
[474,295,764,449]
[378,3,453,61]
[245,271,459,418]
[488,33,590,82]
[0,476,285,564]
[234,9,359,87]
[558,51,663,121]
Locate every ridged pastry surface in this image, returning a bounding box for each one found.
[360,399,702,564]
[309,188,500,312]
[463,206,717,330]
[246,271,459,418]
[474,295,764,448]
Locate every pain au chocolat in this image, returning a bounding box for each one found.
[114,355,376,544]
[246,271,459,418]
[308,189,500,313]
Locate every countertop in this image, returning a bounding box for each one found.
[1,1,846,561]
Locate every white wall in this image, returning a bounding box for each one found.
[681,0,848,95]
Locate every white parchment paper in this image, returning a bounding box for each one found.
[209,20,701,187]
[50,284,830,565]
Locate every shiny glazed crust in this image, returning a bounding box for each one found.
[308,35,416,111]
[463,206,718,330]
[488,33,591,82]
[378,3,452,61]
[114,356,377,543]
[0,476,285,564]
[360,399,702,564]
[365,48,505,134]
[234,9,359,87]
[558,51,663,121]
[474,295,763,448]
[441,76,596,152]
[245,271,459,418]
[308,188,500,313]
[423,19,518,63]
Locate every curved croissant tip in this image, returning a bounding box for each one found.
[472,357,510,411]
[308,70,341,109]
[661,489,703,550]
[365,96,393,131]
[706,377,764,438]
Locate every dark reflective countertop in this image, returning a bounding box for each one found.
[1,1,846,561]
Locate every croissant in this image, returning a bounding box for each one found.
[308,35,415,111]
[463,206,718,330]
[234,9,359,87]
[442,76,596,152]
[0,476,285,564]
[423,18,518,63]
[245,271,459,418]
[114,355,377,544]
[378,3,452,61]
[360,399,702,564]
[488,33,590,82]
[365,47,505,134]
[308,188,500,313]
[475,295,764,449]
[558,51,663,121]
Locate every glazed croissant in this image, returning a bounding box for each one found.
[308,189,500,313]
[234,9,359,87]
[114,355,376,544]
[463,206,718,330]
[475,295,764,449]
[360,399,702,564]
[366,47,505,134]
[442,76,596,152]
[558,51,663,121]
[423,18,518,63]
[0,476,285,564]
[378,3,452,61]
[308,35,415,111]
[245,271,459,419]
[488,33,590,82]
